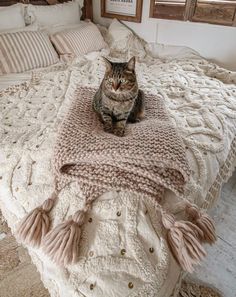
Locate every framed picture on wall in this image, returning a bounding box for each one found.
[101,0,143,23]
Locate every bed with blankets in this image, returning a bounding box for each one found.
[0,1,236,297]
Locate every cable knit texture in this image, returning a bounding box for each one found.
[19,86,210,268]
[0,36,236,296]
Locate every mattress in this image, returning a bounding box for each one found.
[0,45,236,297]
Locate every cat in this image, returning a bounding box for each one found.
[93,56,145,137]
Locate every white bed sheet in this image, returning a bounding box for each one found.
[0,72,32,90]
[0,44,236,297]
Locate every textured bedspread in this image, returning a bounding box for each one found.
[0,47,236,297]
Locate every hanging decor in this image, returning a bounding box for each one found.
[101,0,143,23]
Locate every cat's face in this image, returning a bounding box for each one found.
[103,57,136,93]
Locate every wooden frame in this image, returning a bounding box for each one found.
[81,0,93,20]
[150,0,236,26]
[191,0,236,26]
[150,0,186,21]
[101,0,143,23]
[0,0,93,20]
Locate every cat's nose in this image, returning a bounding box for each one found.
[112,82,120,91]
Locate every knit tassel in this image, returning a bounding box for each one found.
[17,192,57,247]
[186,204,217,244]
[162,212,206,272]
[42,208,87,266]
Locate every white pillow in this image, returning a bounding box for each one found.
[108,19,133,52]
[0,23,38,35]
[0,4,26,32]
[27,1,82,29]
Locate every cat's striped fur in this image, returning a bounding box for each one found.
[93,57,144,137]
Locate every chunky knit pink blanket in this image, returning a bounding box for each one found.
[55,87,190,201]
[17,87,216,272]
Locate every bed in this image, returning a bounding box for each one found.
[0,1,236,297]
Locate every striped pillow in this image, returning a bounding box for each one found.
[0,31,59,75]
[50,22,107,58]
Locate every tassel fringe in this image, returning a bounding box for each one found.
[16,192,57,247]
[16,188,216,272]
[161,203,216,272]
[42,208,87,266]
[186,204,217,244]
[162,212,207,272]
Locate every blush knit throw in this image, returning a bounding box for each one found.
[17,87,216,272]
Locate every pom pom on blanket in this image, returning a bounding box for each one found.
[16,192,57,247]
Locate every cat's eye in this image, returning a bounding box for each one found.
[120,79,126,83]
[108,78,113,83]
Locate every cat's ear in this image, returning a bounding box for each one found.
[127,56,136,72]
[102,57,112,72]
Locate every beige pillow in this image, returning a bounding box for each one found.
[107,19,147,59]
[0,31,59,75]
[50,22,107,59]
[108,19,133,52]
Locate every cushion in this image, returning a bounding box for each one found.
[0,4,26,32]
[0,31,59,75]
[0,23,38,35]
[27,1,82,29]
[44,23,85,35]
[107,19,147,59]
[50,22,107,59]
[108,18,133,52]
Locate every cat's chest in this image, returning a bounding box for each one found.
[102,94,134,113]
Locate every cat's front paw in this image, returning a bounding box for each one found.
[104,125,113,134]
[130,118,141,123]
[113,128,125,137]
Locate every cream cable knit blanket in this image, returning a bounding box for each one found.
[17,86,216,272]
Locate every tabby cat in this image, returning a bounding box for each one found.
[93,56,144,137]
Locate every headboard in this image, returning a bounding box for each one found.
[0,0,93,20]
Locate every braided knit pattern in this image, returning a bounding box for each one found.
[1,37,236,295]
[53,87,190,208]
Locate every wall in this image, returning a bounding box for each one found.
[93,0,236,70]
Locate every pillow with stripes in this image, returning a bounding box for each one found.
[0,31,59,75]
[50,22,108,60]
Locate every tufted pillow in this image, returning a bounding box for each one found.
[50,22,108,59]
[0,31,59,75]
